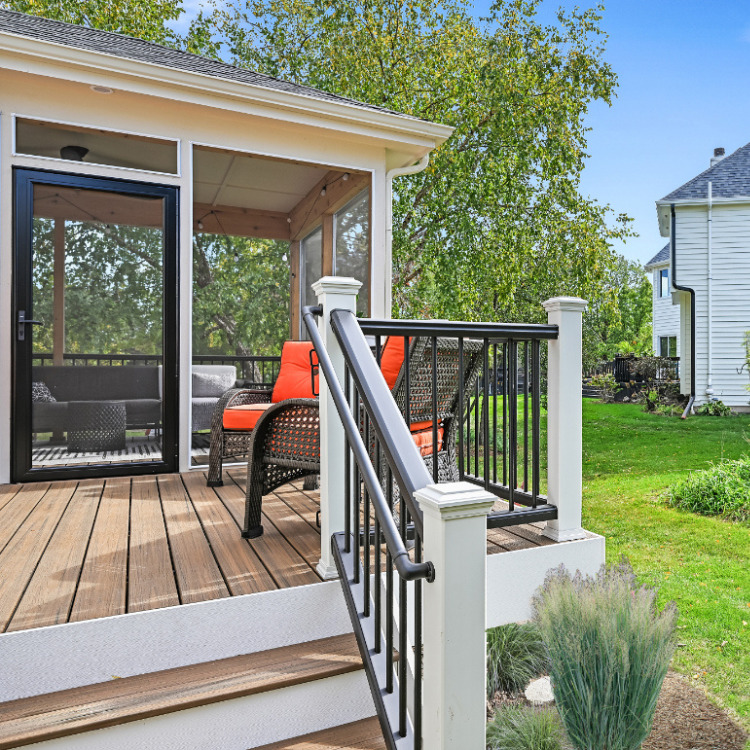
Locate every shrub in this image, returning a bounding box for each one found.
[589,373,619,403]
[667,456,750,522]
[531,560,676,750]
[695,399,734,417]
[487,622,549,698]
[486,705,570,750]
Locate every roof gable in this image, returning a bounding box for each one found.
[645,242,670,269]
[0,9,415,121]
[660,142,750,201]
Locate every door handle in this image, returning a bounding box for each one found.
[17,311,43,341]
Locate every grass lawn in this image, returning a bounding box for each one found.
[582,401,750,734]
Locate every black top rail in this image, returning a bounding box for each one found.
[302,305,433,583]
[359,318,558,341]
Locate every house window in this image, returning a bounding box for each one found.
[659,268,670,298]
[659,336,677,357]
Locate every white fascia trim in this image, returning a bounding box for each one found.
[0,32,454,150]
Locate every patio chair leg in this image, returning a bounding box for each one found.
[242,453,265,538]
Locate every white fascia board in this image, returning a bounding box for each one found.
[0,31,454,154]
[644,260,669,271]
[656,196,750,237]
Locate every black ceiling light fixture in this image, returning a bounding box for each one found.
[60,145,89,161]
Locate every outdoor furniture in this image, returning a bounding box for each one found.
[206,342,318,487]
[67,400,127,453]
[241,335,483,539]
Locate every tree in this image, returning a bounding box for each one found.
[206,0,632,322]
[583,255,652,369]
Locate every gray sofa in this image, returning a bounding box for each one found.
[32,364,238,434]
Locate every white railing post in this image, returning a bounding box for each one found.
[542,296,588,542]
[312,276,362,580]
[417,482,495,750]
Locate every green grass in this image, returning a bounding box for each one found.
[582,401,750,735]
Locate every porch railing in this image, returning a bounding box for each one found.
[308,279,587,750]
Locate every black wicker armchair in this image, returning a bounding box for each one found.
[241,336,483,539]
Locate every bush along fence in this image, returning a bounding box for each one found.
[309,278,590,749]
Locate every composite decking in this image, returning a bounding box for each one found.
[0,470,555,634]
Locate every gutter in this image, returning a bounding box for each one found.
[670,204,696,418]
[706,182,713,398]
[384,154,430,316]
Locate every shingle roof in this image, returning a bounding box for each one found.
[661,142,750,201]
[0,9,413,120]
[645,243,670,269]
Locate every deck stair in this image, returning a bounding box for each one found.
[255,718,386,748]
[0,634,380,750]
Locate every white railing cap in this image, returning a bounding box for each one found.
[542,296,588,313]
[312,276,362,296]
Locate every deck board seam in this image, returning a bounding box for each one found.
[2,482,78,633]
[154,476,184,608]
[65,481,106,625]
[0,485,50,559]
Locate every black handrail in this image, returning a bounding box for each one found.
[302,305,433,583]
[359,318,558,340]
[331,310,434,537]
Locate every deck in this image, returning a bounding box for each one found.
[0,470,555,634]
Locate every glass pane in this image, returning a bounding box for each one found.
[334,191,370,316]
[301,226,323,311]
[30,184,165,468]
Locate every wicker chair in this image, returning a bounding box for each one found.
[241,336,483,539]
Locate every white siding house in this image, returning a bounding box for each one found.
[655,146,750,410]
[645,242,680,358]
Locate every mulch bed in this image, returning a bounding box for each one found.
[487,671,748,750]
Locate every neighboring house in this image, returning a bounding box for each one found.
[655,146,750,410]
[645,242,680,358]
[0,10,603,750]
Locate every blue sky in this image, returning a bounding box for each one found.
[175,1,750,266]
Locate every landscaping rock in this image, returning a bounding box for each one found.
[524,676,554,705]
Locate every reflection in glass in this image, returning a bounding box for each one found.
[334,190,369,315]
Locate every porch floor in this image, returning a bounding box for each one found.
[0,470,555,634]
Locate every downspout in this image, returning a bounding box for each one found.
[385,154,430,316]
[706,182,714,398]
[670,204,696,418]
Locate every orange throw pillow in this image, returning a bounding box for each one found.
[271,341,319,403]
[379,336,411,391]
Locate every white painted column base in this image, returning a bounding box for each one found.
[418,482,495,750]
[541,524,588,542]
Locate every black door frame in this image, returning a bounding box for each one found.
[12,168,180,482]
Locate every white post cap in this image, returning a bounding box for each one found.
[542,296,588,313]
[312,276,362,296]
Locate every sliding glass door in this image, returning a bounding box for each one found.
[13,169,178,481]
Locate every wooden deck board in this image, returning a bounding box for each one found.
[181,472,277,596]
[157,474,230,605]
[0,481,77,632]
[69,477,131,623]
[128,476,180,614]
[7,480,103,632]
[0,470,555,633]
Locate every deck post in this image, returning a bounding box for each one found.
[312,276,362,580]
[417,482,495,750]
[542,296,588,541]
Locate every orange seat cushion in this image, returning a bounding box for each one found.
[223,403,273,430]
[380,336,411,390]
[271,341,319,403]
[410,421,444,457]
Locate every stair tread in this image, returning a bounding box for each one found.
[256,717,386,749]
[0,633,362,749]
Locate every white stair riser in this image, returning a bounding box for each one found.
[19,669,376,750]
[0,581,351,702]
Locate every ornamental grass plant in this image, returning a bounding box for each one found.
[531,560,677,750]
[486,622,549,698]
[486,705,570,750]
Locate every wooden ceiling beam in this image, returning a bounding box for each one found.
[289,171,370,241]
[193,203,291,241]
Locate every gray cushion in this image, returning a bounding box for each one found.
[192,397,219,432]
[192,366,236,397]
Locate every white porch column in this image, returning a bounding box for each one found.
[417,482,495,750]
[542,296,588,542]
[312,276,362,580]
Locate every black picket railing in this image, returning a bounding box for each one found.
[358,319,559,529]
[586,355,680,383]
[31,352,281,387]
[304,306,433,750]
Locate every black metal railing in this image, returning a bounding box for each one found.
[304,305,433,750]
[31,352,281,387]
[358,319,559,529]
[586,355,680,383]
